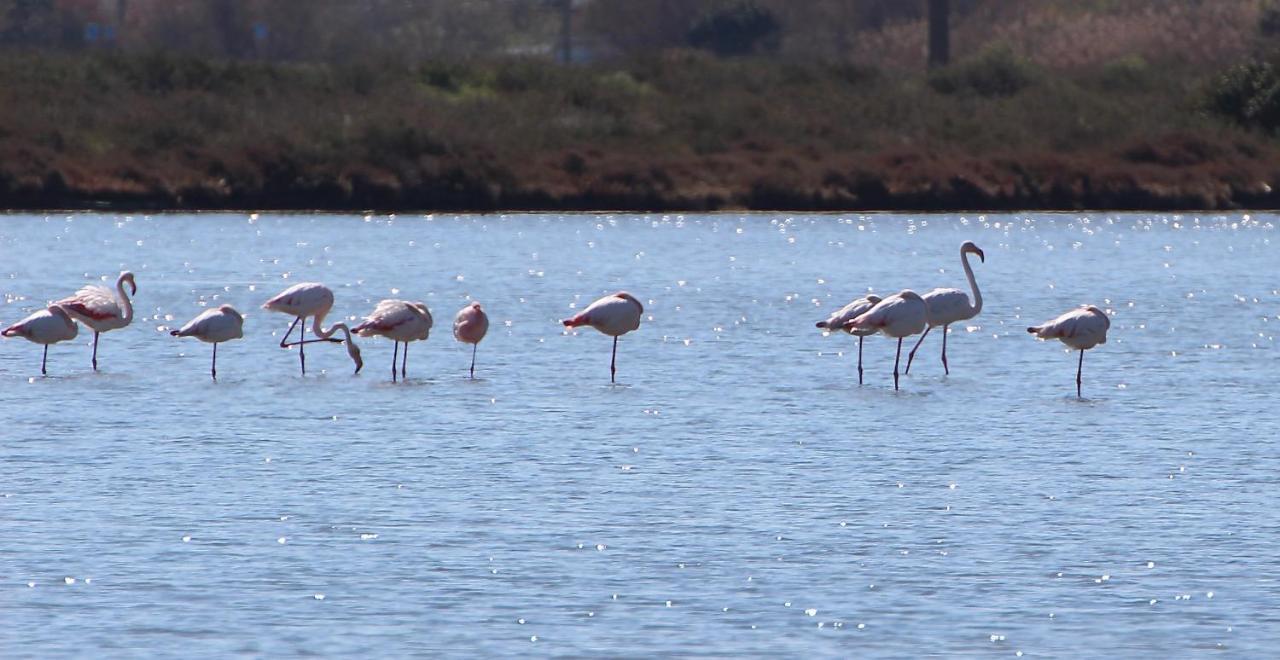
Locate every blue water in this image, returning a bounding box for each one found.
[1,212,1277,657]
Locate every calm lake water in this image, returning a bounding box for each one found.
[1,212,1277,657]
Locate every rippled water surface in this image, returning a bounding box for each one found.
[2,212,1278,657]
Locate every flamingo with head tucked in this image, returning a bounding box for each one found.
[3,305,79,375]
[262,282,363,375]
[170,304,245,380]
[453,302,489,378]
[906,241,984,375]
[816,294,882,385]
[56,270,136,371]
[562,291,643,383]
[352,299,432,381]
[845,290,929,391]
[1027,305,1111,397]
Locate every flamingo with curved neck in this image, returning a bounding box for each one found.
[56,271,137,371]
[906,242,984,375]
[262,282,363,375]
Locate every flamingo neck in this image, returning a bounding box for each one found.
[961,251,982,317]
[115,274,134,324]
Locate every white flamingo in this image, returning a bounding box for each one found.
[453,302,489,378]
[56,271,136,371]
[906,241,984,375]
[845,290,929,391]
[352,299,432,381]
[261,282,363,375]
[1027,305,1111,397]
[170,305,245,380]
[2,305,79,375]
[816,294,882,385]
[562,291,643,383]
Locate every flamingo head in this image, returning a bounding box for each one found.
[121,271,138,295]
[961,241,985,263]
[346,338,363,374]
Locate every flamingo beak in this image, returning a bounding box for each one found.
[130,280,138,295]
[976,248,985,263]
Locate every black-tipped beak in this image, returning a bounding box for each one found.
[130,282,138,295]
[977,249,986,263]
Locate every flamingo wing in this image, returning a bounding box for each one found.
[58,285,121,322]
[921,288,973,326]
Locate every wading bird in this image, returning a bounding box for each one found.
[453,302,489,378]
[352,299,432,381]
[845,290,929,391]
[1027,305,1110,397]
[562,291,643,383]
[906,241,984,376]
[170,305,245,380]
[262,282,363,375]
[56,271,136,371]
[2,305,79,375]
[816,294,882,385]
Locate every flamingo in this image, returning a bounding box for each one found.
[453,302,489,378]
[352,299,432,381]
[170,305,245,380]
[816,294,882,385]
[56,271,136,371]
[845,290,929,391]
[1027,305,1111,397]
[261,282,363,375]
[906,241,984,375]
[2,305,79,375]
[562,291,643,383]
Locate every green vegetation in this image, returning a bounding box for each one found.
[0,48,1278,211]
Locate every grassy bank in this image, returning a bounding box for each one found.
[1,49,1278,211]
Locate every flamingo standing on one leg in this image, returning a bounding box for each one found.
[816,294,882,385]
[56,271,136,371]
[1027,305,1111,397]
[351,299,432,381]
[453,302,489,378]
[170,305,245,380]
[262,282,363,375]
[845,290,929,391]
[906,241,985,376]
[562,291,643,383]
[2,305,79,375]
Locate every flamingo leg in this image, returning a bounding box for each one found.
[401,341,408,379]
[905,325,932,375]
[42,344,48,376]
[469,343,477,379]
[941,324,950,375]
[610,336,618,383]
[1077,350,1084,398]
[857,336,864,385]
[211,342,218,381]
[893,337,903,391]
[299,316,307,375]
[279,316,301,348]
[91,331,100,371]
[391,341,399,382]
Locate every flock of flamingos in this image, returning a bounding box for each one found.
[0,240,1110,395]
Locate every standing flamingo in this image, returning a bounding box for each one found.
[816,294,882,385]
[352,299,432,381]
[562,291,643,383]
[453,302,489,378]
[845,290,929,391]
[906,241,985,375]
[261,282,363,375]
[56,271,136,371]
[3,305,79,375]
[170,305,245,380]
[1027,305,1111,397]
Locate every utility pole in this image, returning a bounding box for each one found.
[928,0,950,68]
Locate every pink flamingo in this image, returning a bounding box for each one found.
[2,305,79,375]
[817,294,882,385]
[452,302,489,378]
[1027,305,1111,397]
[56,271,136,371]
[562,291,643,383]
[352,299,432,381]
[906,241,985,375]
[170,305,245,380]
[261,283,363,375]
[845,290,929,391]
